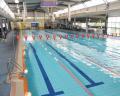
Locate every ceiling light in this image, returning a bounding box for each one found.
[15,0,19,3]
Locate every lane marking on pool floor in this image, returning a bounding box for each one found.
[57,60,94,96]
[42,45,94,95]
[29,43,64,96]
[46,42,104,88]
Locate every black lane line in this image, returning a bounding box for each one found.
[46,42,104,88]
[29,43,64,96]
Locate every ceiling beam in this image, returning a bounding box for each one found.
[58,0,78,3]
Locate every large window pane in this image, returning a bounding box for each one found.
[107,0,117,2]
[85,0,104,7]
[107,28,112,34]
[71,4,84,11]
[116,23,120,28]
[116,28,120,33]
[116,17,120,22]
[108,23,112,27]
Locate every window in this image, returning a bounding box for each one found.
[107,17,120,35]
[71,4,84,11]
[85,0,104,8]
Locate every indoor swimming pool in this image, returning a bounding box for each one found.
[24,30,120,96]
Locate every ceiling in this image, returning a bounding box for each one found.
[5,0,90,14]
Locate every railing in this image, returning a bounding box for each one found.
[0,57,24,87]
[7,58,26,80]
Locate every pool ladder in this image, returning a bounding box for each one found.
[8,58,25,79]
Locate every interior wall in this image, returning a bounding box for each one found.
[11,11,49,30]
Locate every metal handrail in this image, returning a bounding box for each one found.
[7,58,27,80]
[8,58,23,72]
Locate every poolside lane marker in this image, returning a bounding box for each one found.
[24,35,28,41]
[16,35,20,41]
[57,61,94,96]
[29,43,64,96]
[39,35,42,40]
[46,42,104,88]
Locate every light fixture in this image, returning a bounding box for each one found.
[25,92,32,96]
[24,69,28,74]
[15,0,19,3]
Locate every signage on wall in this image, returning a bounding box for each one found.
[31,22,39,27]
[41,0,58,7]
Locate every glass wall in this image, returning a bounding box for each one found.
[107,17,120,36]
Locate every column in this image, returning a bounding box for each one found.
[23,1,27,21]
[73,18,76,30]
[5,19,12,31]
[4,19,8,32]
[104,15,108,35]
[0,19,5,38]
[52,13,55,22]
[66,19,68,29]
[104,3,109,35]
[74,18,76,23]
[8,21,12,31]
[68,4,71,22]
[86,18,88,33]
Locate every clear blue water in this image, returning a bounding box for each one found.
[25,30,120,96]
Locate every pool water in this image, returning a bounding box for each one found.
[24,30,120,96]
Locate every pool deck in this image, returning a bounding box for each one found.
[0,43,11,96]
[0,32,15,96]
